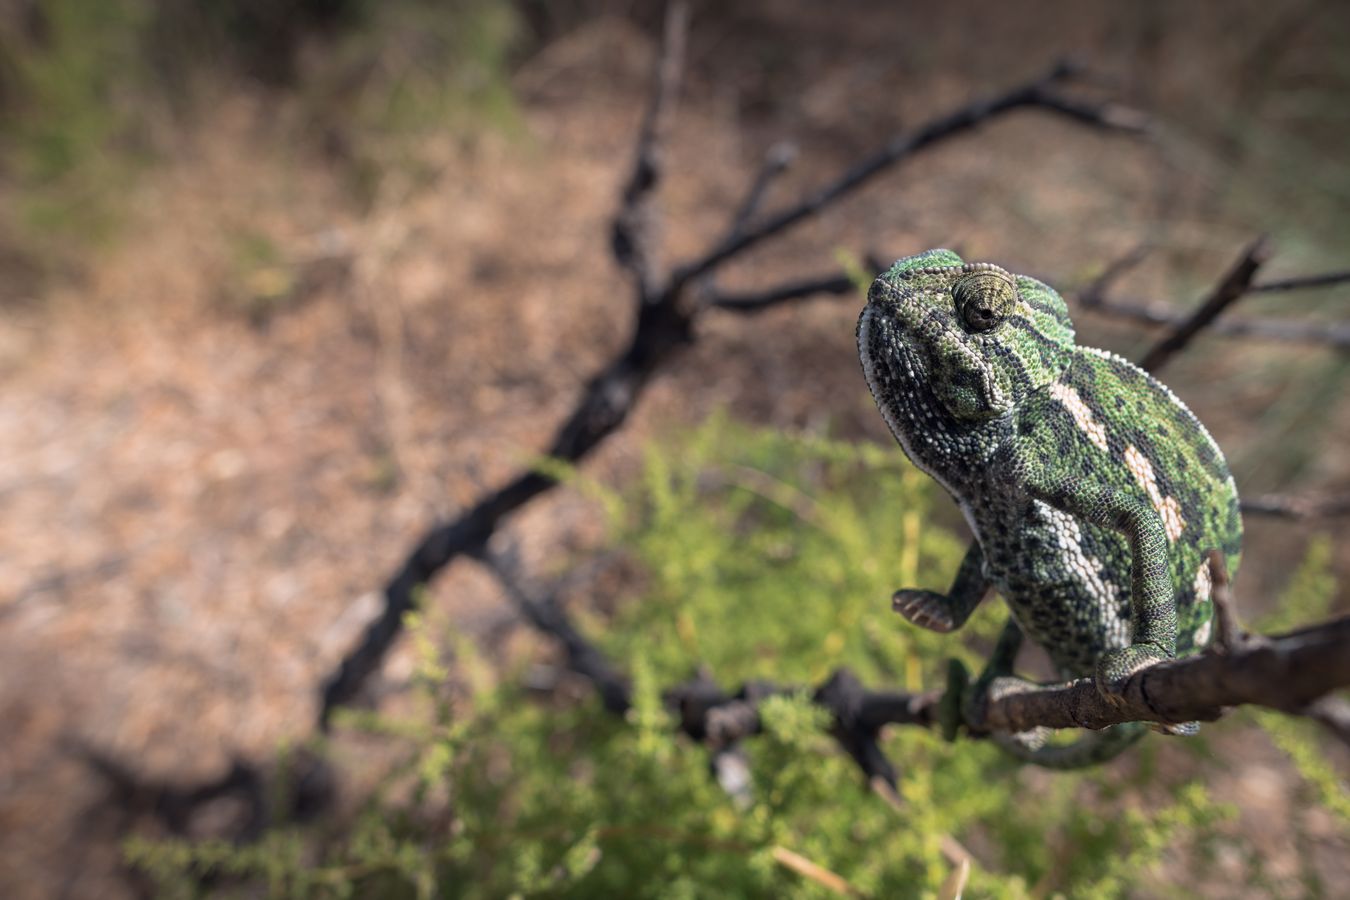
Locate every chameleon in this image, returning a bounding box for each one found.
[856,249,1243,767]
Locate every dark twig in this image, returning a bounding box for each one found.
[1084,295,1350,351]
[500,547,1347,776]
[696,141,799,302]
[1077,244,1350,354]
[726,141,799,238]
[1137,236,1271,373]
[711,271,858,312]
[711,254,889,313]
[1250,269,1350,293]
[474,547,632,715]
[670,60,1148,292]
[1077,242,1151,308]
[1241,492,1350,519]
[611,0,689,302]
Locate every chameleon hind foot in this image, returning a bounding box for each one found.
[1093,642,1172,704]
[892,589,958,633]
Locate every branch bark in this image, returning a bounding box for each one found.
[1137,236,1271,373]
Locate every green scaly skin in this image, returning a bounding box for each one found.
[857,250,1243,768]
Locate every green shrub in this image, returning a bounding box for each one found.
[126,415,1344,898]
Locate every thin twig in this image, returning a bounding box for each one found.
[611,0,690,302]
[1138,236,1271,373]
[1250,269,1350,293]
[1077,242,1151,308]
[475,547,632,715]
[711,271,858,312]
[726,142,799,238]
[1077,243,1350,354]
[669,61,1148,292]
[1084,295,1350,351]
[697,141,799,301]
[1240,492,1350,519]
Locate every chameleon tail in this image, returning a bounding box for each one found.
[993,722,1146,770]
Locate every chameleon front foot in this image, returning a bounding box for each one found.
[891,589,958,633]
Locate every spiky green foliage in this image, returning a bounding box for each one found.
[126,416,1344,898]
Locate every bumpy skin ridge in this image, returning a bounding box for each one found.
[858,249,1243,767]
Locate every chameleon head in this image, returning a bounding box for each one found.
[857,249,1076,424]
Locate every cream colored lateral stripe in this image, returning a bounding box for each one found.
[1047,382,1108,452]
[1124,444,1186,542]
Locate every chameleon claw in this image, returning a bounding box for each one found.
[892,589,956,633]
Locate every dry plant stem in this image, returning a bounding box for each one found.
[771,846,862,897]
[1137,235,1271,373]
[318,3,689,727]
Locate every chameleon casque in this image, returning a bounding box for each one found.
[857,249,1243,767]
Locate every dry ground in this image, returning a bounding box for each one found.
[1,1,1347,896]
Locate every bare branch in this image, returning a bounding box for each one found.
[1138,236,1271,373]
[610,0,690,301]
[697,142,799,303]
[711,251,889,313]
[1250,269,1350,293]
[669,61,1148,292]
[726,141,799,238]
[1077,243,1350,354]
[711,271,858,312]
[1077,242,1151,308]
[1082,294,1350,351]
[1241,492,1350,519]
[978,615,1350,734]
[474,547,632,715]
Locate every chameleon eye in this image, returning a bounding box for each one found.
[954,271,1016,333]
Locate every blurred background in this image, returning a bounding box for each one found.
[0,0,1347,896]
